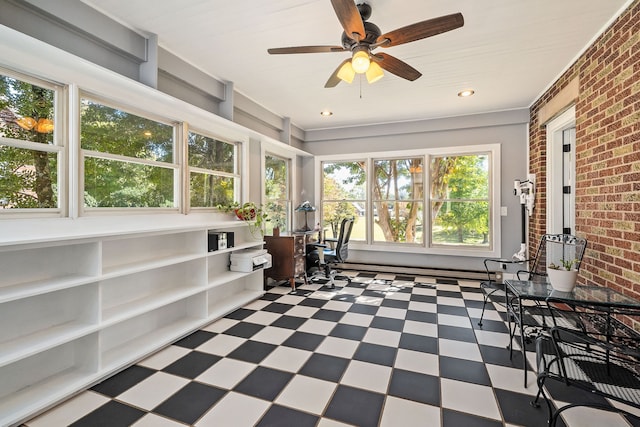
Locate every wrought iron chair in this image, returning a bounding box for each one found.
[478,234,587,326]
[306,217,354,289]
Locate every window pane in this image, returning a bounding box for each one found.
[190,172,235,207]
[0,75,55,144]
[188,132,235,172]
[373,158,422,200]
[80,99,174,163]
[373,201,423,244]
[430,154,490,248]
[265,155,287,200]
[322,161,365,241]
[84,157,174,207]
[0,146,57,208]
[431,201,489,246]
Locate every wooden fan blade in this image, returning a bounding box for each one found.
[377,13,464,47]
[371,53,422,81]
[325,59,351,88]
[268,46,346,54]
[331,0,365,41]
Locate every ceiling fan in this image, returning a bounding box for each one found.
[267,0,464,88]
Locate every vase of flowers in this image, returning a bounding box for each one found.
[547,258,579,292]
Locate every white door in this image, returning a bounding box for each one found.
[546,106,576,235]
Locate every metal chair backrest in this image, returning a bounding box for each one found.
[523,234,588,280]
[334,218,354,263]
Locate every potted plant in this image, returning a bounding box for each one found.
[547,258,579,292]
[266,202,286,236]
[217,201,268,238]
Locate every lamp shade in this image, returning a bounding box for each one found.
[337,61,356,84]
[365,61,384,83]
[295,201,316,212]
[351,49,370,74]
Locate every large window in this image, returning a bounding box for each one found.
[321,161,366,240]
[188,130,239,209]
[80,97,177,209]
[264,154,290,234]
[318,146,496,253]
[0,70,62,212]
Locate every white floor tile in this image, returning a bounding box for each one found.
[468,307,504,322]
[132,413,185,426]
[317,418,354,427]
[441,378,501,420]
[298,318,338,335]
[250,325,295,345]
[260,346,313,373]
[138,345,191,370]
[339,312,374,327]
[201,317,239,333]
[322,300,353,312]
[196,334,246,356]
[375,306,407,320]
[437,284,462,292]
[276,376,336,415]
[402,320,438,337]
[276,294,306,305]
[380,396,441,427]
[408,301,437,313]
[354,295,384,305]
[195,392,270,427]
[461,291,484,301]
[384,291,412,301]
[557,401,630,427]
[242,299,272,311]
[117,372,190,410]
[437,296,466,307]
[340,360,392,393]
[437,313,472,328]
[438,339,482,362]
[243,310,282,325]
[315,336,360,359]
[474,329,511,348]
[362,328,401,347]
[394,348,439,376]
[25,391,109,427]
[414,276,437,284]
[196,358,257,389]
[285,305,320,318]
[485,364,536,396]
[458,280,482,288]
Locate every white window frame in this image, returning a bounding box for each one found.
[315,143,501,258]
[0,67,66,218]
[78,92,181,215]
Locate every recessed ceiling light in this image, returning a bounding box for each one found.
[458,89,475,97]
[320,110,333,116]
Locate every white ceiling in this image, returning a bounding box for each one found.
[81,0,629,132]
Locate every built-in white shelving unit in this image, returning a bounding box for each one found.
[0,217,264,427]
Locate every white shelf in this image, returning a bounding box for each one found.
[0,222,264,425]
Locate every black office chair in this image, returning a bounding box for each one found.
[306,217,354,288]
[478,233,587,326]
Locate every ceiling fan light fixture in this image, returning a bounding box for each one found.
[337,60,356,83]
[365,61,384,83]
[351,47,370,74]
[458,89,475,97]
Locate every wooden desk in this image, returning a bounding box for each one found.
[264,232,315,290]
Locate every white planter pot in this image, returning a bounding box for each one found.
[547,268,578,292]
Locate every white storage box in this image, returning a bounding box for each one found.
[230,248,272,272]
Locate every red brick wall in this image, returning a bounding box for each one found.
[529,1,640,327]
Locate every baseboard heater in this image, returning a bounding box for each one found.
[335,262,488,281]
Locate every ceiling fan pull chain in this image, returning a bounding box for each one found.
[360,74,363,99]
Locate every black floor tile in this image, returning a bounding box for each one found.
[70,401,145,427]
[263,302,294,314]
[233,366,293,401]
[153,382,226,425]
[329,323,368,341]
[399,333,438,354]
[409,294,437,303]
[226,340,277,363]
[438,324,477,342]
[298,297,328,308]
[479,344,526,369]
[439,356,491,386]
[380,298,410,309]
[437,305,469,316]
[442,409,503,427]
[299,353,350,382]
[311,308,345,322]
[353,342,397,366]
[332,293,357,303]
[324,385,385,426]
[282,331,325,351]
[495,388,564,427]
[173,330,216,349]
[388,368,440,406]
[348,303,379,315]
[91,365,155,397]
[370,316,405,332]
[438,290,463,298]
[225,308,255,320]
[436,278,458,285]
[260,292,281,301]
[394,275,415,281]
[256,404,318,427]
[270,314,307,330]
[405,310,438,324]
[222,322,265,338]
[162,351,221,379]
[474,318,510,333]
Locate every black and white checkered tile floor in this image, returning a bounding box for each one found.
[26,272,637,427]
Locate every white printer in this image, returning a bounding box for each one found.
[229,248,272,272]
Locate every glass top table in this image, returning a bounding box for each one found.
[504,280,640,387]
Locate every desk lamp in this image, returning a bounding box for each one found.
[295,201,316,231]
